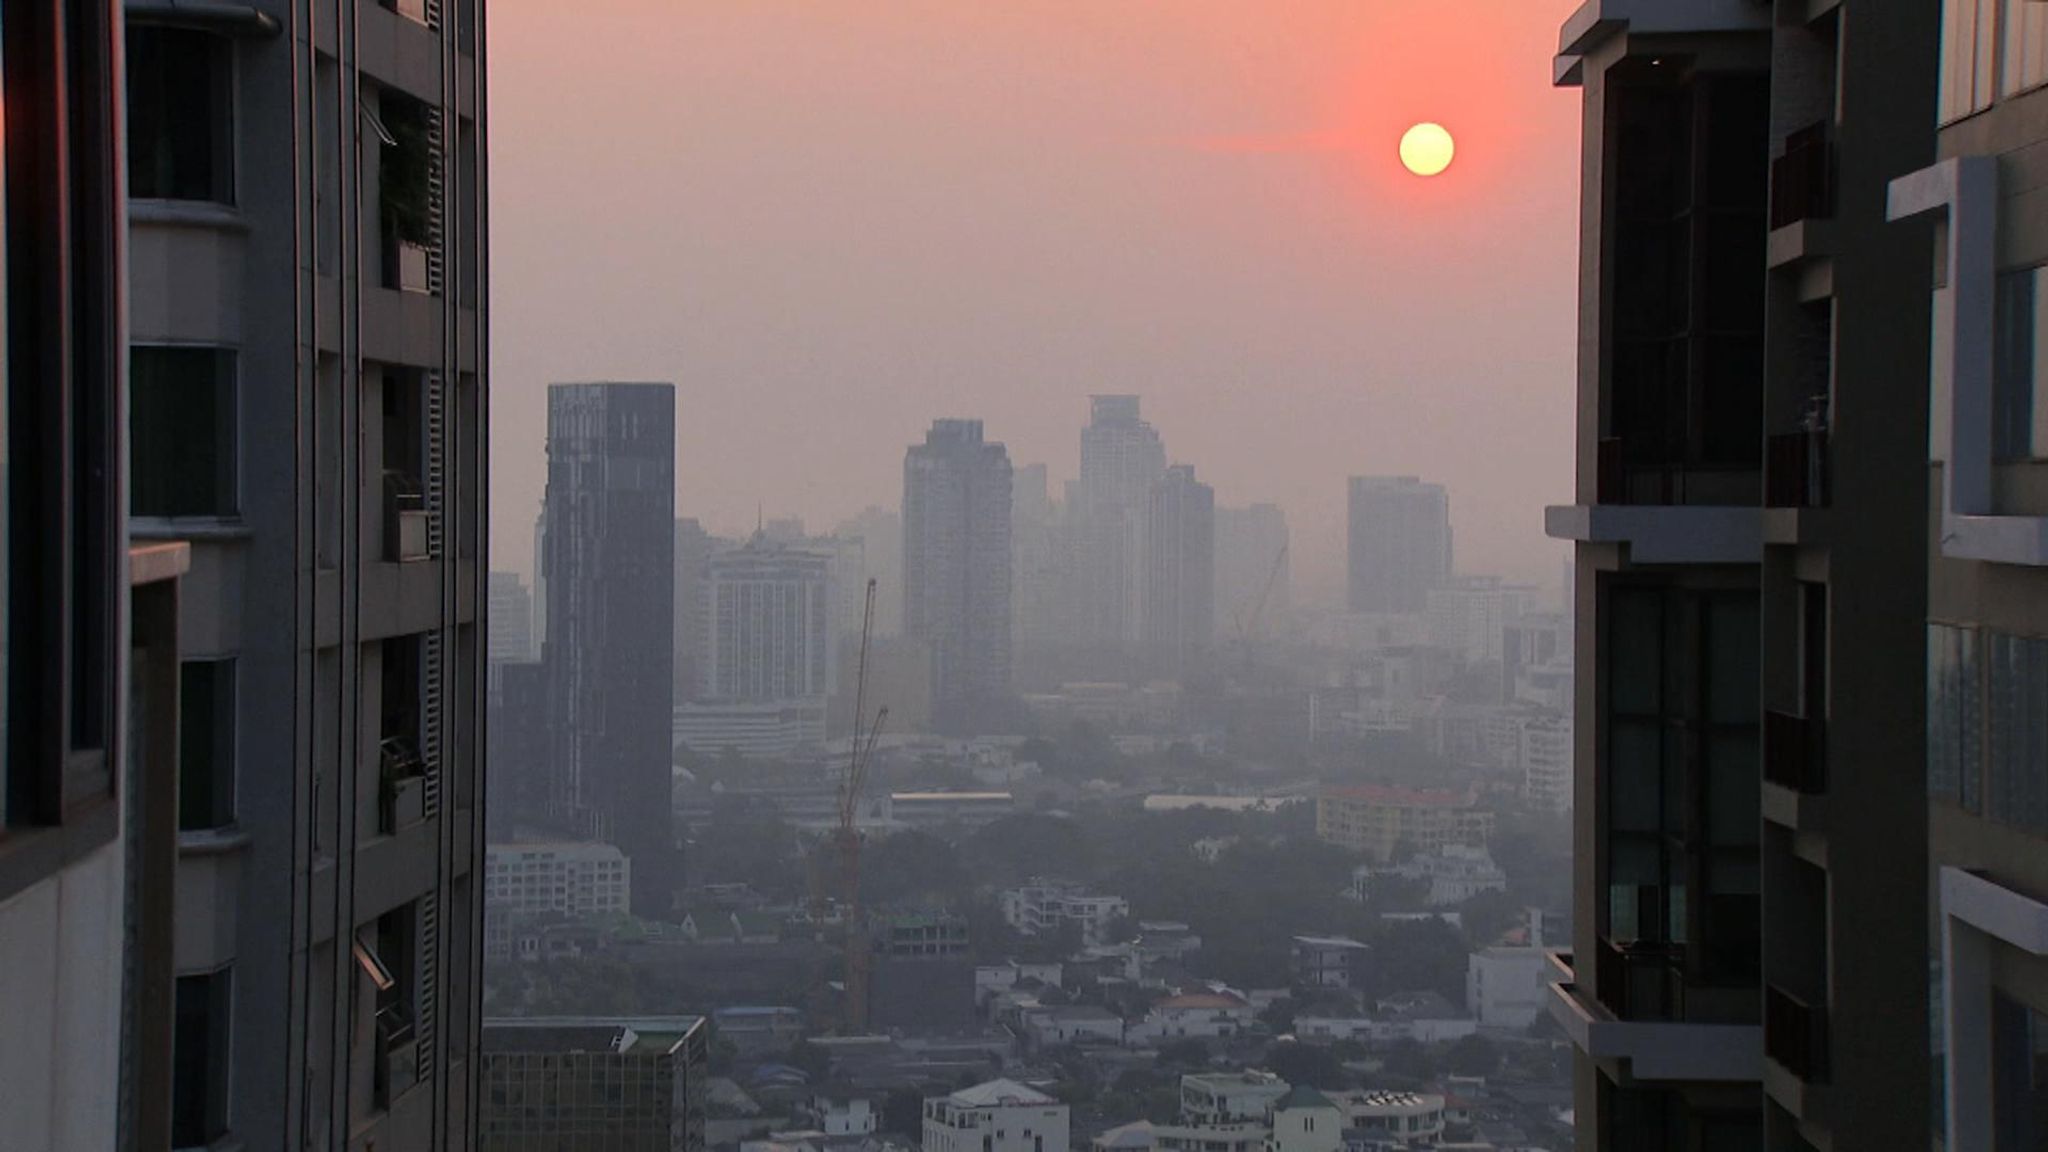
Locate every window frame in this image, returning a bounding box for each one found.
[171,964,234,1149]
[0,0,129,907]
[124,21,237,206]
[128,342,241,522]
[177,656,237,831]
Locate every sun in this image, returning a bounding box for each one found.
[1399,122,1455,177]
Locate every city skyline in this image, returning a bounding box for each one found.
[486,1,1583,599]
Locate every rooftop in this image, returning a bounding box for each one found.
[946,1078,1059,1108]
[1155,992,1249,1011]
[482,1015,703,1055]
[1319,785,1474,808]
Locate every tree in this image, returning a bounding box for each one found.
[786,1040,832,1083]
[1446,1033,1502,1077]
[1263,1040,1346,1090]
[1370,917,1470,1003]
[1381,1038,1437,1083]
[1459,888,1523,948]
[1155,1038,1211,1068]
[882,1088,925,1138]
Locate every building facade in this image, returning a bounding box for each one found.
[1075,395,1166,650]
[674,518,718,703]
[999,881,1132,944]
[1345,476,1450,614]
[488,571,535,664]
[125,0,492,1147]
[1214,503,1291,643]
[480,1016,708,1152]
[1314,786,1494,863]
[1545,2,1937,1146]
[542,382,676,917]
[922,1079,1070,1152]
[1144,464,1216,679]
[703,534,834,702]
[1904,4,2048,1148]
[903,419,1013,733]
[484,840,631,919]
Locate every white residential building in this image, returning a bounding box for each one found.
[1424,576,1536,665]
[1517,714,1573,813]
[1132,992,1256,1042]
[673,698,829,762]
[1265,1086,1343,1152]
[1353,845,1508,908]
[813,1097,877,1137]
[1019,1004,1126,1047]
[484,840,632,918]
[976,960,1065,1003]
[1466,946,1551,1030]
[923,1079,1069,1152]
[1178,1072,1290,1127]
[1001,880,1131,944]
[1328,1091,1446,1147]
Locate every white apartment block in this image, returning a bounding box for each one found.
[1354,845,1508,908]
[923,1079,1069,1152]
[1000,881,1131,944]
[1517,713,1572,813]
[484,841,631,918]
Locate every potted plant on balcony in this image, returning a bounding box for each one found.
[379,95,434,292]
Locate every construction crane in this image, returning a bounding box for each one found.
[833,578,887,1032]
[1234,543,1288,673]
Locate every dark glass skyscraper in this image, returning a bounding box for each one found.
[542,383,677,918]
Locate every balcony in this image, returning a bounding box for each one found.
[379,737,427,834]
[1597,937,1687,1021]
[1763,710,1827,793]
[1545,950,1763,1082]
[373,1005,419,1108]
[1770,123,1834,231]
[1764,984,1828,1083]
[383,471,428,561]
[1765,429,1831,509]
[1548,438,1764,563]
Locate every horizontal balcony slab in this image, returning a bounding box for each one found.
[1546,503,1763,564]
[1547,954,1763,1083]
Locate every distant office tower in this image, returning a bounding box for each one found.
[122,2,491,1148]
[1144,465,1216,677]
[703,534,835,701]
[1214,503,1291,641]
[1012,462,1065,651]
[489,571,536,664]
[543,383,677,917]
[904,419,1014,733]
[834,505,905,637]
[1075,395,1166,647]
[1551,5,1936,1148]
[674,518,716,703]
[0,9,191,1147]
[810,532,870,643]
[1425,576,1534,666]
[532,504,549,651]
[1347,476,1451,613]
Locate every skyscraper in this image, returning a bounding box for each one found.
[903,419,1014,733]
[1346,476,1451,614]
[0,7,191,1147]
[1547,4,1935,1146]
[674,518,717,703]
[488,572,536,664]
[1075,395,1165,648]
[834,505,905,638]
[542,383,677,918]
[1144,465,1215,678]
[1214,503,1291,642]
[703,534,835,702]
[123,2,491,1147]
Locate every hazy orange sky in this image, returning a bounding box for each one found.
[488,1,1583,602]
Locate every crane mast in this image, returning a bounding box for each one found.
[836,578,886,1031]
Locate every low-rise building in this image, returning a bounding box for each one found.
[1352,845,1507,908]
[1019,1004,1126,1048]
[1093,1121,1157,1152]
[1328,1091,1444,1148]
[1464,946,1550,1030]
[922,1079,1070,1152]
[713,1006,806,1054]
[890,791,1017,829]
[1290,936,1372,990]
[976,960,1065,1003]
[1314,785,1495,862]
[1179,1071,1291,1126]
[1267,1086,1344,1152]
[481,1016,708,1152]
[485,839,632,917]
[1001,880,1131,944]
[1132,991,1255,1042]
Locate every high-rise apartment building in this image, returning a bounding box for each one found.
[480,1016,707,1152]
[1012,462,1065,654]
[904,419,1013,733]
[488,572,535,664]
[1545,3,1935,1146]
[1214,503,1290,643]
[1346,477,1450,614]
[123,0,491,1147]
[1144,465,1215,678]
[542,383,676,917]
[673,518,716,703]
[0,8,191,1147]
[1075,395,1166,648]
[833,506,905,638]
[1898,7,2048,1148]
[703,534,835,702]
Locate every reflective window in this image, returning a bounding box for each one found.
[131,347,237,518]
[127,26,234,203]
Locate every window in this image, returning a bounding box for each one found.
[131,347,236,518]
[1987,633,2048,834]
[1929,624,1985,811]
[1994,993,2048,1148]
[173,967,233,1147]
[126,25,233,203]
[1942,0,2048,121]
[178,658,235,830]
[1993,268,2044,461]
[1,0,125,883]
